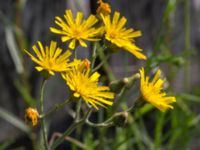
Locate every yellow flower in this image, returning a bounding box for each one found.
[62,59,114,110]
[24,41,71,75]
[97,0,111,16]
[50,10,103,49]
[139,68,176,112]
[101,11,147,60]
[25,107,39,126]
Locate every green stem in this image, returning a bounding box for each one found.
[86,119,114,127]
[40,98,72,118]
[91,42,98,69]
[184,0,190,91]
[126,96,143,113]
[40,79,49,150]
[91,54,110,74]
[74,99,82,142]
[51,108,93,149]
[49,133,86,149]
[86,111,129,128]
[97,43,115,81]
[51,122,83,150]
[112,73,140,111]
[75,100,82,122]
[112,86,126,112]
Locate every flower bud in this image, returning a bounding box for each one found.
[97,0,111,16]
[113,112,129,127]
[25,107,39,126]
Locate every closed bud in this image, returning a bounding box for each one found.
[113,112,129,127]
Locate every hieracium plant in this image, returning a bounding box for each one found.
[24,0,176,149]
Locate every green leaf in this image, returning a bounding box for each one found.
[0,107,30,134]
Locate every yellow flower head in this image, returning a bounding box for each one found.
[97,0,111,16]
[50,10,103,49]
[139,68,176,112]
[101,11,147,60]
[24,41,71,75]
[25,107,39,126]
[62,59,114,110]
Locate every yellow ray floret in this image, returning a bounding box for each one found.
[139,68,176,112]
[50,10,103,49]
[62,59,114,110]
[97,0,111,16]
[24,41,71,75]
[101,11,147,60]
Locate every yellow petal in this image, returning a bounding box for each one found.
[90,72,100,82]
[50,27,64,34]
[37,41,45,57]
[152,69,161,84]
[32,45,42,60]
[79,39,87,47]
[65,10,74,26]
[61,36,71,42]
[69,39,76,49]
[112,11,120,25]
[49,41,57,58]
[35,66,43,71]
[74,92,80,97]
[76,12,83,25]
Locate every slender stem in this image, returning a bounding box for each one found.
[74,99,82,142]
[51,122,83,150]
[112,73,140,111]
[49,133,86,149]
[91,42,98,69]
[51,108,93,149]
[112,86,126,111]
[86,119,114,127]
[75,100,82,122]
[91,54,110,74]
[51,95,141,149]
[86,96,142,128]
[86,111,126,128]
[97,44,115,81]
[40,79,49,150]
[40,98,72,118]
[126,96,143,113]
[184,0,190,91]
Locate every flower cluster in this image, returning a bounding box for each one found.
[24,0,176,127]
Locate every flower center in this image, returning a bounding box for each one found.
[109,32,117,39]
[46,59,55,69]
[72,28,82,38]
[141,86,153,101]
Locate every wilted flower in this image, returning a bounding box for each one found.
[25,107,39,126]
[97,0,111,16]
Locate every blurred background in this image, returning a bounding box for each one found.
[0,0,200,149]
